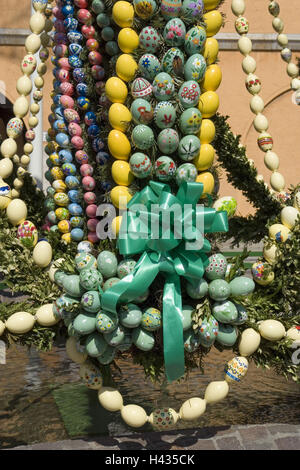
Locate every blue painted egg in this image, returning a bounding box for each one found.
[53,119,67,132]
[92,138,105,152]
[62,5,74,17]
[53,94,62,105]
[54,106,64,119]
[68,203,83,216]
[56,132,70,148]
[96,151,110,165]
[65,176,80,189]
[71,228,84,241]
[73,68,86,82]
[85,111,97,126]
[63,17,78,31]
[76,83,88,96]
[69,55,83,68]
[69,43,83,56]
[62,163,77,176]
[88,124,100,137]
[59,149,73,164]
[77,96,91,110]
[67,31,83,44]
[68,190,82,203]
[70,216,84,227]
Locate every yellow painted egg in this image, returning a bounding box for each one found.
[110,185,133,209]
[198,91,219,118]
[105,77,128,103]
[0,320,5,336]
[109,103,132,132]
[179,398,206,421]
[203,0,221,10]
[194,144,215,171]
[280,206,299,229]
[204,381,229,404]
[238,328,261,356]
[36,304,59,326]
[1,138,17,158]
[269,224,290,242]
[258,319,285,342]
[0,180,12,209]
[98,387,124,412]
[66,337,88,364]
[6,199,27,226]
[0,158,14,179]
[112,216,123,236]
[196,171,215,197]
[58,220,71,233]
[108,130,131,160]
[203,10,223,37]
[32,241,52,268]
[6,312,35,334]
[111,160,134,186]
[112,1,134,28]
[201,64,222,92]
[116,54,138,82]
[121,404,148,428]
[199,119,215,144]
[118,28,139,53]
[263,243,277,265]
[203,37,219,65]
[62,233,71,243]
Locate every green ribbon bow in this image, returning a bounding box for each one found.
[101,181,228,382]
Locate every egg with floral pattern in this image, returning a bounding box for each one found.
[161,0,182,20]
[205,253,227,281]
[182,0,204,23]
[176,163,197,185]
[81,290,101,313]
[213,196,237,219]
[117,259,137,279]
[75,252,97,271]
[162,47,185,75]
[185,26,206,56]
[78,240,93,253]
[179,107,202,135]
[179,80,201,108]
[198,315,219,347]
[131,99,154,125]
[141,307,161,331]
[129,152,152,178]
[131,124,155,150]
[184,54,207,82]
[96,309,119,333]
[79,268,103,290]
[163,18,186,47]
[154,101,176,129]
[79,361,103,390]
[7,118,24,139]
[55,207,69,220]
[208,279,231,301]
[139,26,161,53]
[178,135,201,161]
[152,72,175,101]
[133,0,157,19]
[155,156,176,181]
[17,220,38,248]
[183,329,201,352]
[131,77,153,100]
[139,54,161,80]
[157,128,179,154]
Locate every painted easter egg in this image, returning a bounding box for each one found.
[181,304,194,331]
[132,327,155,351]
[96,309,119,333]
[176,163,197,185]
[178,135,201,161]
[85,332,108,357]
[120,303,142,328]
[139,54,161,80]
[183,329,201,352]
[186,278,208,299]
[152,72,175,101]
[130,99,153,125]
[133,0,157,19]
[139,26,161,53]
[75,252,97,271]
[97,250,118,278]
[157,128,179,154]
[129,152,152,178]
[155,156,176,181]
[216,323,238,347]
[63,275,85,298]
[154,101,176,129]
[79,362,103,390]
[104,325,126,347]
[162,47,185,75]
[141,307,161,331]
[199,315,219,347]
[17,220,38,248]
[97,345,116,364]
[163,18,186,47]
[117,259,137,279]
[0,181,12,210]
[212,300,238,324]
[232,303,248,325]
[131,77,153,100]
[229,276,255,296]
[269,223,290,242]
[55,207,70,221]
[54,193,69,207]
[178,81,201,108]
[103,277,120,291]
[225,356,248,383]
[184,54,207,82]
[208,279,231,301]
[80,268,103,290]
[131,124,155,150]
[81,290,101,313]
[205,253,227,281]
[7,118,24,139]
[213,197,237,218]
[251,261,274,286]
[185,26,206,56]
[149,408,179,430]
[179,107,202,135]
[161,0,182,20]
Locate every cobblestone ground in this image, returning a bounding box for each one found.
[8,424,300,450]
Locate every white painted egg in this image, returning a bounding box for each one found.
[121,404,148,428]
[238,328,261,356]
[30,12,45,34]
[269,224,290,242]
[17,75,33,96]
[25,33,41,53]
[264,151,279,171]
[6,199,27,226]
[1,138,17,158]
[35,304,59,326]
[6,311,35,334]
[242,55,256,74]
[258,320,285,341]
[0,320,5,336]
[179,397,206,421]
[253,114,269,132]
[231,0,245,16]
[149,408,179,430]
[250,95,264,114]
[263,243,277,265]
[204,381,229,404]
[281,206,299,229]
[286,327,300,345]
[66,337,87,364]
[13,96,29,118]
[272,17,284,33]
[0,158,13,179]
[287,62,299,78]
[98,387,124,411]
[277,33,288,47]
[270,172,285,192]
[48,258,65,282]
[33,241,52,267]
[238,36,252,55]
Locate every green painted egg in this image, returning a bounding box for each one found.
[183,329,201,352]
[103,324,125,346]
[130,99,154,125]
[230,276,255,297]
[179,80,201,108]
[182,304,194,331]
[215,323,238,347]
[130,152,152,178]
[161,0,182,20]
[141,307,161,331]
[139,26,161,53]
[181,0,204,24]
[132,327,155,351]
[176,163,197,185]
[73,311,96,335]
[80,268,103,290]
[97,251,118,278]
[157,128,179,154]
[116,330,133,351]
[232,303,248,325]
[163,18,186,47]
[97,345,116,364]
[75,253,97,272]
[133,0,157,19]
[152,72,175,101]
[178,135,201,161]
[208,279,231,301]
[162,47,185,75]
[54,270,67,288]
[184,54,207,82]
[205,253,227,281]
[117,259,137,279]
[212,300,238,324]
[119,303,142,328]
[179,107,202,135]
[96,309,119,333]
[199,315,219,347]
[154,101,176,129]
[134,289,149,303]
[81,290,101,313]
[67,320,79,337]
[63,274,86,298]
[139,54,161,80]
[186,278,208,299]
[44,198,56,211]
[155,156,176,181]
[132,124,155,149]
[53,295,78,322]
[103,277,120,291]
[85,332,108,357]
[185,26,206,56]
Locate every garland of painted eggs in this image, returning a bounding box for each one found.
[231,0,288,196]
[266,1,300,98]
